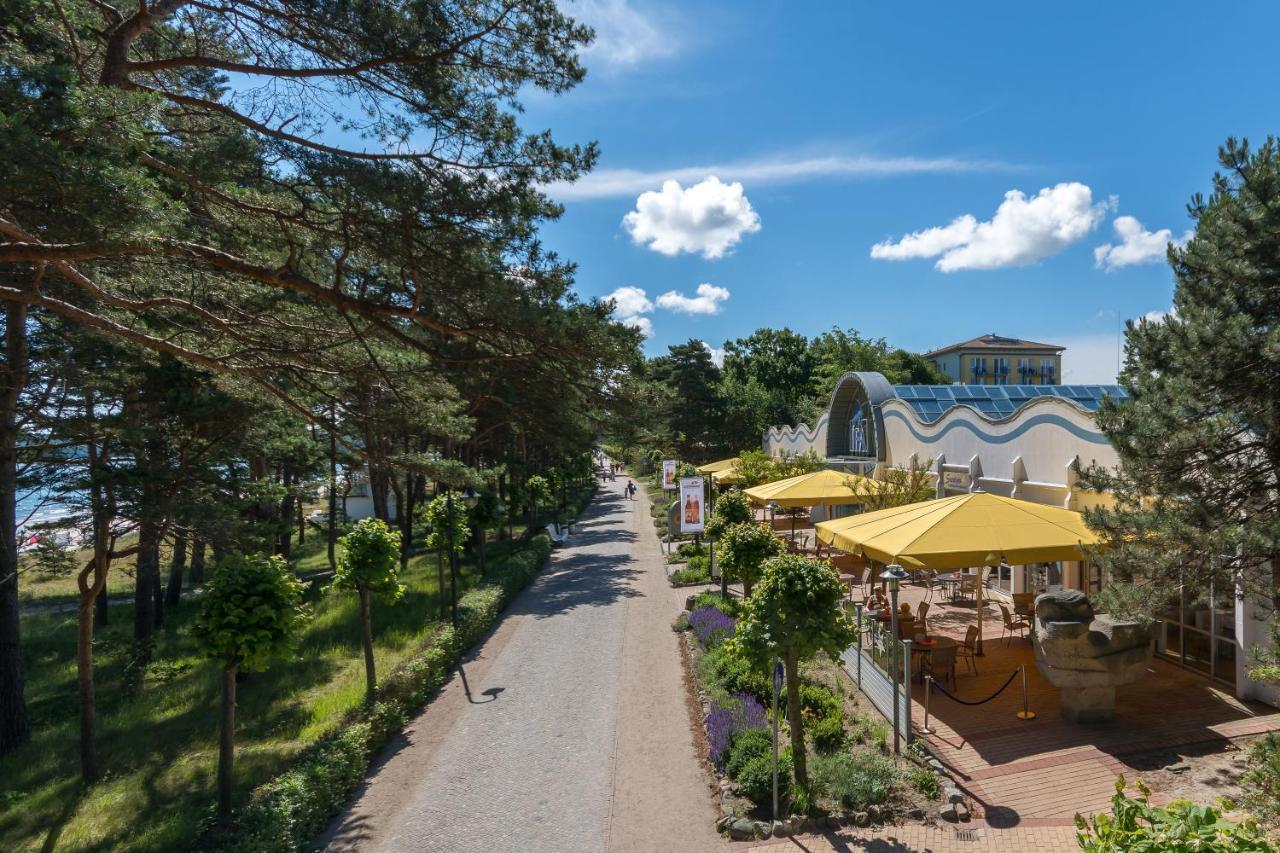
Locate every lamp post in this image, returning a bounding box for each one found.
[880,564,909,754]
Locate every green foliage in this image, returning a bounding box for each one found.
[691,590,742,617]
[422,496,471,558]
[1242,734,1280,831]
[726,728,774,778]
[696,643,772,706]
[849,713,890,751]
[733,450,780,489]
[1079,138,1280,613]
[334,518,404,599]
[192,554,308,670]
[737,751,793,809]
[811,751,901,811]
[908,766,941,799]
[670,562,711,585]
[731,555,856,668]
[717,521,783,595]
[675,541,707,560]
[705,489,753,541]
[1075,776,1272,852]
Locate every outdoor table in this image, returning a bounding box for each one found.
[910,635,958,681]
[838,573,858,601]
[936,572,965,602]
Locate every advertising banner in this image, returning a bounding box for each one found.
[662,459,678,491]
[678,477,705,533]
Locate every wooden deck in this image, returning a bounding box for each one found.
[863,583,1280,828]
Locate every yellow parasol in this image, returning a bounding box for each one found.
[697,458,740,474]
[743,468,882,509]
[814,492,1100,653]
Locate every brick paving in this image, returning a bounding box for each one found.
[871,584,1280,830]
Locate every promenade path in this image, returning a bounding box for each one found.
[320,484,723,853]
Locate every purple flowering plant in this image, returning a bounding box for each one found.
[688,606,736,648]
[704,692,768,769]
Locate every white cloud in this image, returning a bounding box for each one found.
[702,342,725,368]
[656,282,731,315]
[1093,216,1192,271]
[564,0,676,68]
[1140,306,1175,324]
[623,177,760,259]
[622,314,654,338]
[604,285,655,337]
[548,152,1010,200]
[871,183,1112,272]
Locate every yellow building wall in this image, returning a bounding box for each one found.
[956,352,1061,385]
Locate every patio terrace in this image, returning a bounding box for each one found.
[858,582,1280,828]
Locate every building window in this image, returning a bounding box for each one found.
[970,357,987,382]
[1017,357,1034,383]
[993,357,1010,384]
[1039,358,1056,383]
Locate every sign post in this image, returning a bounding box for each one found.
[677,477,705,534]
[771,660,783,821]
[661,459,677,491]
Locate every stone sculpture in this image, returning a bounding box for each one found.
[1032,589,1153,723]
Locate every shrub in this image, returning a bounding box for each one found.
[691,590,741,617]
[812,750,901,811]
[850,713,889,751]
[705,693,767,769]
[697,644,771,705]
[908,766,940,799]
[799,683,841,720]
[686,554,711,575]
[811,711,846,754]
[672,612,690,632]
[670,564,710,585]
[1242,733,1280,831]
[726,727,774,778]
[689,606,736,648]
[1076,776,1272,853]
[676,541,707,560]
[737,751,792,809]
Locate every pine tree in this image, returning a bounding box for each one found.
[1082,137,1280,615]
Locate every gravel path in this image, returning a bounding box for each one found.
[320,485,722,852]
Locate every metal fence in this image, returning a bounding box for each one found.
[840,604,912,749]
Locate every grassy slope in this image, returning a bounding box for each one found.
[0,525,520,852]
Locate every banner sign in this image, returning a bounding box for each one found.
[662,459,678,491]
[942,470,971,491]
[679,477,705,533]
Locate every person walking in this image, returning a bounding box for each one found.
[624,479,634,500]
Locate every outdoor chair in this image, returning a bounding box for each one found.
[959,625,979,674]
[915,601,930,633]
[896,615,916,641]
[925,644,957,689]
[958,573,978,603]
[999,602,1031,645]
[923,570,940,603]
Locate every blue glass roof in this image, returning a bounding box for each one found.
[890,384,1128,423]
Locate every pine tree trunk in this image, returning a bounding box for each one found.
[785,651,806,789]
[189,538,206,586]
[164,528,187,607]
[327,421,337,573]
[94,584,108,630]
[359,588,376,700]
[0,302,28,755]
[218,661,238,823]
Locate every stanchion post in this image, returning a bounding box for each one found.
[854,602,864,687]
[922,675,933,734]
[1016,663,1037,721]
[901,638,913,746]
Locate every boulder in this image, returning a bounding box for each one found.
[728,818,756,841]
[1034,589,1094,624]
[939,802,958,822]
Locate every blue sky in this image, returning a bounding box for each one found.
[525,0,1280,381]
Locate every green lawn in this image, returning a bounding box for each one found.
[1,524,526,852]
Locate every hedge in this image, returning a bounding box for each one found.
[204,530,558,851]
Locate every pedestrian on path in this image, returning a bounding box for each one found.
[624,479,635,500]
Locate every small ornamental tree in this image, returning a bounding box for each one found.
[730,554,855,790]
[424,494,471,621]
[525,475,552,525]
[334,518,403,700]
[718,521,784,598]
[193,553,308,822]
[706,491,757,596]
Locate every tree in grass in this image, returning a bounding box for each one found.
[706,491,755,597]
[717,521,784,599]
[423,494,470,623]
[525,475,552,526]
[333,518,404,700]
[1079,138,1280,618]
[193,553,308,823]
[730,553,855,791]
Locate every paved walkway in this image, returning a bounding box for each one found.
[320,485,722,853]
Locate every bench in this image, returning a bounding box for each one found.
[546,524,568,546]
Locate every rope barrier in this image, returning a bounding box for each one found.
[929,666,1021,706]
